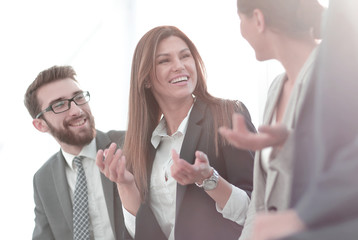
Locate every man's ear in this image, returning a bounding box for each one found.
[253,9,266,33]
[32,119,49,133]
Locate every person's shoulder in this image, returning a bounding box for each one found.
[103,129,126,145]
[96,129,125,138]
[106,130,125,138]
[34,152,61,179]
[228,99,251,116]
[227,99,256,132]
[268,72,286,93]
[204,97,250,116]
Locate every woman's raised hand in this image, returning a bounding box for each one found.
[171,149,212,185]
[219,113,289,151]
[96,142,134,186]
[96,142,141,216]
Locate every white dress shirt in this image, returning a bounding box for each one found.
[123,105,193,239]
[62,138,115,240]
[149,115,189,239]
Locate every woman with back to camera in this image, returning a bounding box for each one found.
[96,25,256,240]
[218,0,325,239]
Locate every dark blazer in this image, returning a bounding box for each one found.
[281,1,358,239]
[32,130,126,240]
[131,99,255,240]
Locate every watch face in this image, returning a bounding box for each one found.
[203,180,217,191]
[200,168,219,191]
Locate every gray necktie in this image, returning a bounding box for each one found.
[73,156,90,240]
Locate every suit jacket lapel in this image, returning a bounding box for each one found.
[175,99,206,216]
[261,75,286,204]
[263,73,286,125]
[282,49,317,128]
[52,151,73,232]
[95,130,117,237]
[264,76,303,205]
[101,174,116,233]
[265,53,316,206]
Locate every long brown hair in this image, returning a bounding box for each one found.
[237,0,325,39]
[123,26,242,200]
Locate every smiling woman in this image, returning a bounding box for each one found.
[96,25,256,240]
[150,36,197,113]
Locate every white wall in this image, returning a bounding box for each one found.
[1,0,333,238]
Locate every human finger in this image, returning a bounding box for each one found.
[258,124,289,146]
[117,155,127,177]
[219,127,249,149]
[195,150,208,164]
[96,149,105,171]
[108,148,123,181]
[232,113,248,133]
[171,149,180,164]
[105,143,118,161]
[171,151,196,183]
[259,124,288,137]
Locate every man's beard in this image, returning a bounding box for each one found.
[45,111,96,147]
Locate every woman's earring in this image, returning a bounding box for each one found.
[144,80,151,88]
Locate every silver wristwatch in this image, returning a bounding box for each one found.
[195,167,219,191]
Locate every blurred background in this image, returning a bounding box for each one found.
[0,0,328,238]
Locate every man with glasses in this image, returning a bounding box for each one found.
[24,65,126,240]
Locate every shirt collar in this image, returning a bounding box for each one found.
[62,138,97,170]
[151,102,195,149]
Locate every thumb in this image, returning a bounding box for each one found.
[233,113,247,132]
[171,149,180,163]
[96,149,105,169]
[195,151,208,164]
[117,155,127,176]
[259,124,288,137]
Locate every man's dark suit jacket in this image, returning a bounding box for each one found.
[128,98,255,240]
[282,1,358,239]
[32,130,126,240]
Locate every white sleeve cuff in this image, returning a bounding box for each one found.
[216,184,250,225]
[122,205,136,238]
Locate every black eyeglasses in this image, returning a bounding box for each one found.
[35,91,90,119]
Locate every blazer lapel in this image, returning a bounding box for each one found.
[264,168,279,205]
[101,174,116,233]
[175,99,206,215]
[95,130,117,236]
[261,75,286,204]
[265,52,317,207]
[283,49,317,128]
[265,77,305,205]
[52,151,73,232]
[262,73,286,125]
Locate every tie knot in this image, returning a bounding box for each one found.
[73,156,84,168]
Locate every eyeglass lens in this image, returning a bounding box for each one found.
[52,92,90,113]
